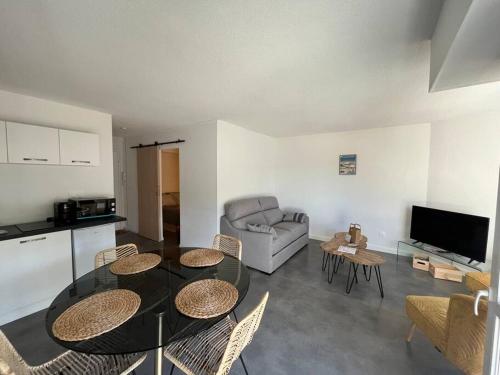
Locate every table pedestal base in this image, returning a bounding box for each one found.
[155,346,163,375]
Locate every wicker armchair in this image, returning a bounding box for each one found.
[406,294,488,375]
[164,292,269,375]
[95,243,138,268]
[0,330,146,375]
[465,271,491,293]
[213,234,242,260]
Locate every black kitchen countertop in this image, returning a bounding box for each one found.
[0,216,126,242]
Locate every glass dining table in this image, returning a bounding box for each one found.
[45,247,251,375]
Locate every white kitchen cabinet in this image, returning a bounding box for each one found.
[72,223,116,279]
[6,122,60,164]
[59,129,100,166]
[0,230,73,325]
[0,121,6,163]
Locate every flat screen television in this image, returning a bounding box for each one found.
[410,206,489,263]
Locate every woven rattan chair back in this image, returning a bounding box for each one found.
[0,329,147,375]
[95,243,138,269]
[0,330,29,374]
[213,234,242,260]
[216,292,269,375]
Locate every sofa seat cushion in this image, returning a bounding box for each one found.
[406,295,449,351]
[273,221,308,238]
[272,228,296,255]
[271,222,308,255]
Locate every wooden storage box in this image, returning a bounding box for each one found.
[429,263,463,283]
[412,254,430,271]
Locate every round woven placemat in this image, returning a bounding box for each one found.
[52,289,141,342]
[175,279,238,319]
[109,253,162,275]
[180,249,224,268]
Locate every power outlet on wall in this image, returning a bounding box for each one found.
[379,231,386,239]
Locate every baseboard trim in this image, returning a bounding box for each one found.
[309,234,330,242]
[308,235,398,255]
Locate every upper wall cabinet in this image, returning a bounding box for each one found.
[0,121,6,163]
[59,129,100,166]
[6,122,60,164]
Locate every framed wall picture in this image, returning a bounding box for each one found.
[339,154,357,175]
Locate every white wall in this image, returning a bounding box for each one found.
[123,114,499,269]
[275,124,431,252]
[216,120,276,220]
[427,111,500,263]
[125,122,218,248]
[0,90,113,224]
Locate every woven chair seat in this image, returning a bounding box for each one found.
[164,317,237,375]
[405,295,449,350]
[0,330,146,375]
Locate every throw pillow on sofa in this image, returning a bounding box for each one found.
[247,223,278,239]
[283,212,307,223]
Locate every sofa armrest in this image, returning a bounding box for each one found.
[240,230,274,273]
[220,216,242,240]
[220,216,274,273]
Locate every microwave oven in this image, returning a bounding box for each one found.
[68,198,116,220]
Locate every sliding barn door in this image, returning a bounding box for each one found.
[137,147,162,241]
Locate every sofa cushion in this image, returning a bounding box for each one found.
[259,196,279,210]
[225,198,262,222]
[232,212,267,230]
[247,223,277,239]
[271,222,308,255]
[263,208,283,226]
[273,221,308,238]
[283,212,307,223]
[272,228,298,255]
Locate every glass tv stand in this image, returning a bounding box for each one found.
[396,240,483,271]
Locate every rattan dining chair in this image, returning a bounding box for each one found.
[213,234,242,260]
[95,243,138,268]
[164,292,269,375]
[0,330,146,375]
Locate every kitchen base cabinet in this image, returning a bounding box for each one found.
[0,230,72,325]
[72,223,116,279]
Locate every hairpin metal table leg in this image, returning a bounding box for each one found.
[327,254,336,284]
[334,254,342,273]
[363,265,372,281]
[345,262,359,294]
[375,265,384,298]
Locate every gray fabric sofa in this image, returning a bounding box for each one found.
[220,196,309,274]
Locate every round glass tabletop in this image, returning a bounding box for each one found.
[45,247,250,355]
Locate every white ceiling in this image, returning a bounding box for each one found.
[0,1,499,137]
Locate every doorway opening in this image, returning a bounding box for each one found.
[160,148,180,245]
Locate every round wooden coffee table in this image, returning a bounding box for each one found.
[320,233,367,283]
[343,249,385,298]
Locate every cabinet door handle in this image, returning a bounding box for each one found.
[23,158,48,162]
[72,160,91,164]
[20,236,47,244]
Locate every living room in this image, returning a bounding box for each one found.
[1,1,500,375]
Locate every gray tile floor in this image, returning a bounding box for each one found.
[1,234,465,374]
